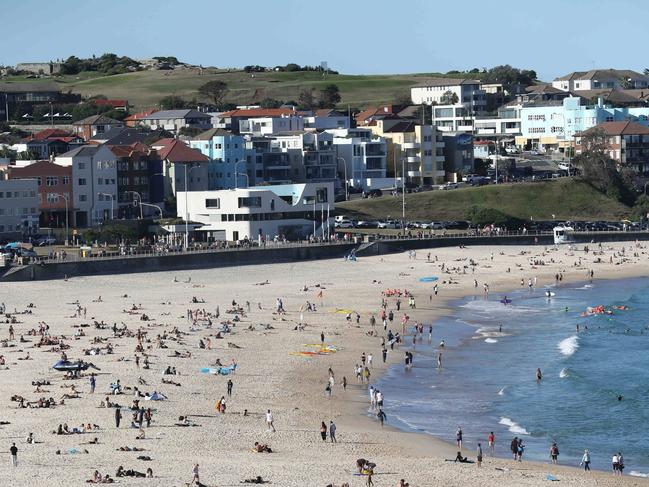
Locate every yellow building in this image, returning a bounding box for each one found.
[367,119,445,185]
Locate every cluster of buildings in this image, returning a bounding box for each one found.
[2,67,649,242]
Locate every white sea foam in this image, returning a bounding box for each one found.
[497,388,505,396]
[559,368,568,378]
[485,338,498,343]
[558,335,579,356]
[630,471,649,478]
[499,417,529,435]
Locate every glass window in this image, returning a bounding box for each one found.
[205,198,220,209]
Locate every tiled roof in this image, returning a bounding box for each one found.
[154,139,209,162]
[142,109,211,120]
[583,121,649,136]
[74,114,122,126]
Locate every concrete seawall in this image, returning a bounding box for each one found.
[3,231,648,282]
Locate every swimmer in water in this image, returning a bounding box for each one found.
[536,368,543,382]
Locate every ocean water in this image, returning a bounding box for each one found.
[375,277,649,475]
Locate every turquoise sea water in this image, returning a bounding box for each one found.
[375,277,649,476]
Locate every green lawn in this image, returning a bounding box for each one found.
[337,179,631,222]
[3,69,459,109]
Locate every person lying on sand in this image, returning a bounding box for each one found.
[253,442,272,453]
[241,476,270,484]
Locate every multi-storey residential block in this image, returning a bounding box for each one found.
[0,178,39,239]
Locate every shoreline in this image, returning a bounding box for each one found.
[328,242,649,479]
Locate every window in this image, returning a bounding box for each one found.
[205,198,220,209]
[97,178,103,185]
[37,177,42,186]
[79,194,87,202]
[46,193,59,203]
[78,178,87,186]
[78,162,85,169]
[46,176,58,186]
[316,187,328,203]
[30,191,35,197]
[238,196,262,208]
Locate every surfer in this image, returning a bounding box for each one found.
[536,368,543,382]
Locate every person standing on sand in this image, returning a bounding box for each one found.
[89,373,96,394]
[476,443,483,467]
[320,421,327,441]
[488,431,495,454]
[377,408,387,427]
[456,427,463,449]
[382,347,387,363]
[342,376,347,391]
[192,463,200,484]
[266,410,276,432]
[580,449,591,471]
[115,408,122,428]
[227,379,233,397]
[510,437,518,460]
[329,421,337,443]
[550,442,559,464]
[10,442,17,467]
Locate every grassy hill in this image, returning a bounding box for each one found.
[337,179,631,222]
[3,69,459,109]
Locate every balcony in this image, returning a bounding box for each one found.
[402,142,420,150]
[407,170,421,177]
[406,155,420,163]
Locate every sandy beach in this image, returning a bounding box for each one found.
[0,241,647,486]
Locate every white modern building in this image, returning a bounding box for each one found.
[0,178,39,238]
[179,183,334,242]
[411,78,487,115]
[430,104,475,133]
[55,145,117,227]
[327,128,390,190]
[239,115,304,136]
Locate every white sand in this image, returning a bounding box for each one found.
[0,241,647,486]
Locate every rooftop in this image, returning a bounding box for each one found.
[74,114,123,126]
[583,121,649,136]
[412,77,481,88]
[142,109,211,120]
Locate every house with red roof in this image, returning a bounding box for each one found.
[151,138,209,200]
[14,129,83,159]
[124,109,157,127]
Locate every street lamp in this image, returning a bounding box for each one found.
[124,190,143,219]
[54,193,69,246]
[97,192,114,220]
[336,156,348,201]
[488,137,499,184]
[234,160,248,189]
[236,172,249,188]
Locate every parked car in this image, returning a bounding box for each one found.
[35,235,57,246]
[439,182,459,190]
[356,220,379,229]
[334,218,354,229]
[378,220,400,229]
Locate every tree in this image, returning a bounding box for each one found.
[158,95,187,110]
[198,80,228,108]
[319,84,341,108]
[481,65,537,89]
[298,88,317,110]
[440,90,459,105]
[573,128,635,205]
[465,206,523,230]
[260,98,283,108]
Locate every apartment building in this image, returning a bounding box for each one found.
[189,128,250,190]
[0,178,39,239]
[411,78,486,115]
[575,121,649,174]
[326,128,390,190]
[552,69,649,92]
[367,119,445,185]
[8,160,72,228]
[55,145,118,227]
[518,97,649,151]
